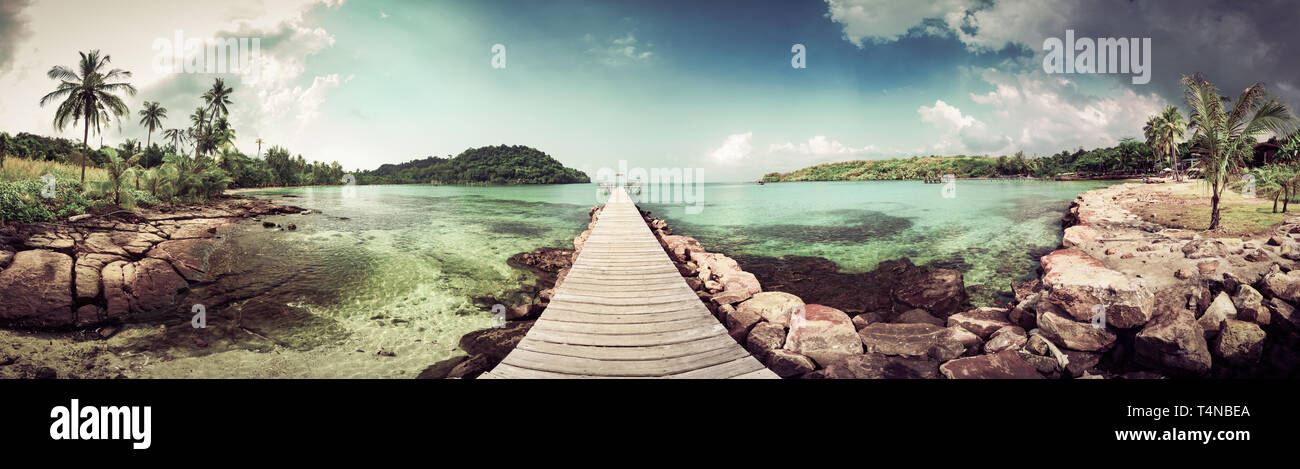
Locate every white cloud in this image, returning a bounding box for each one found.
[768,136,877,156]
[586,32,654,66]
[824,0,975,46]
[709,132,753,164]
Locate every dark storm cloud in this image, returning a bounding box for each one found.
[0,0,33,75]
[988,0,1300,111]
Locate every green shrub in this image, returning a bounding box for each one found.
[0,176,94,222]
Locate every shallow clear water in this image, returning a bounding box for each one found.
[138,180,1111,377]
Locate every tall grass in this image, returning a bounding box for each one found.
[0,157,109,183]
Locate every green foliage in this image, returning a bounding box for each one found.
[0,175,96,222]
[767,138,1169,182]
[357,145,590,185]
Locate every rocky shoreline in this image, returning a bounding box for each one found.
[433,182,1300,379]
[0,197,304,331]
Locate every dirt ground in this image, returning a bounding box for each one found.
[1122,181,1287,238]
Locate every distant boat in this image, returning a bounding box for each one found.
[756,180,765,185]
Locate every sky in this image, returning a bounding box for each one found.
[0,0,1297,181]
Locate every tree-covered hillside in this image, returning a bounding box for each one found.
[357,145,590,185]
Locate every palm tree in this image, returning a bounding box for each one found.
[163,128,187,154]
[1144,105,1186,180]
[196,78,233,157]
[255,137,264,158]
[39,50,136,183]
[1182,73,1297,230]
[137,101,167,149]
[96,149,141,206]
[0,132,8,168]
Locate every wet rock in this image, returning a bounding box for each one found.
[1007,306,1038,330]
[947,307,1012,338]
[508,248,574,276]
[824,353,941,379]
[857,322,965,360]
[1037,311,1116,352]
[892,266,968,317]
[735,291,804,327]
[1212,319,1265,366]
[122,258,189,315]
[0,249,74,327]
[457,321,534,360]
[417,355,468,379]
[1197,292,1236,336]
[746,321,786,361]
[0,249,12,269]
[447,354,496,379]
[783,304,862,367]
[939,350,1044,379]
[1011,279,1041,303]
[147,239,213,283]
[262,221,276,228]
[893,308,945,327]
[1135,309,1211,376]
[765,350,816,377]
[984,326,1027,353]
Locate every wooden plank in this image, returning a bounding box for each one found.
[522,323,728,347]
[500,347,753,377]
[530,315,719,335]
[537,308,708,324]
[514,335,739,360]
[668,356,768,379]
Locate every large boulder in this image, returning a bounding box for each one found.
[857,322,967,360]
[458,321,534,360]
[1268,297,1300,334]
[1041,249,1154,329]
[736,291,804,327]
[824,353,941,379]
[893,308,945,327]
[659,235,705,263]
[1261,269,1300,303]
[765,350,816,377]
[892,266,968,317]
[946,307,1012,338]
[1037,311,1116,352]
[74,253,123,303]
[746,321,786,361]
[984,326,1028,353]
[939,350,1044,379]
[1212,319,1265,366]
[1197,292,1236,336]
[783,304,862,367]
[0,250,74,327]
[1134,309,1211,376]
[1232,285,1269,326]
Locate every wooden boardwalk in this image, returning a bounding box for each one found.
[481,187,778,379]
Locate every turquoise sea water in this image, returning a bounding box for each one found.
[139,180,1112,377]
